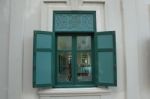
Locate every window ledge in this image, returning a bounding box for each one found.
[38,87,111,97]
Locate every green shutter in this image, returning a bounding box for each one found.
[33,31,54,88]
[95,31,117,86]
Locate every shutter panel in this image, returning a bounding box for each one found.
[95,31,117,86]
[33,31,54,88]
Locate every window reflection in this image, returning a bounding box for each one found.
[77,52,92,81]
[57,52,72,82]
[57,35,92,84]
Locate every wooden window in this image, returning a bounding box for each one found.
[33,31,117,88]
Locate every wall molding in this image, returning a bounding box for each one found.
[82,0,105,4]
[8,0,25,99]
[38,88,111,97]
[43,0,68,4]
[121,0,141,98]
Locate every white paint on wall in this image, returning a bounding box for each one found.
[7,0,150,99]
[40,1,126,99]
[22,0,126,99]
[122,0,150,99]
[0,0,10,99]
[122,0,141,98]
[144,0,150,4]
[22,0,41,99]
[8,0,26,99]
[136,0,150,99]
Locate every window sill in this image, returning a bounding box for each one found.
[38,87,111,97]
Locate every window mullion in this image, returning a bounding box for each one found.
[72,36,77,85]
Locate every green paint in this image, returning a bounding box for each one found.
[97,35,113,49]
[36,34,52,49]
[36,52,52,84]
[95,31,117,86]
[53,11,96,32]
[33,31,54,88]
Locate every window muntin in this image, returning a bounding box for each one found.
[56,35,93,86]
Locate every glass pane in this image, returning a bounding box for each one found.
[77,52,92,81]
[97,35,113,49]
[57,36,72,50]
[77,36,91,50]
[57,52,72,82]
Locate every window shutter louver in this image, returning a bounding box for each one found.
[95,31,117,86]
[33,31,54,88]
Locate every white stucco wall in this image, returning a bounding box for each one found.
[0,0,149,99]
[23,1,126,99]
[23,0,41,99]
[0,0,10,99]
[122,1,150,99]
[136,1,150,99]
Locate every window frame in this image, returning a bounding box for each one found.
[33,11,117,88]
[54,32,96,88]
[52,11,97,88]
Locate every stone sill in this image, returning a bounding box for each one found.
[38,87,111,97]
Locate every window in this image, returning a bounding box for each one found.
[33,11,116,88]
[33,31,117,88]
[56,34,93,87]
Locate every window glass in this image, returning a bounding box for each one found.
[57,52,72,82]
[77,52,92,81]
[57,36,72,50]
[77,36,91,50]
[57,35,92,85]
